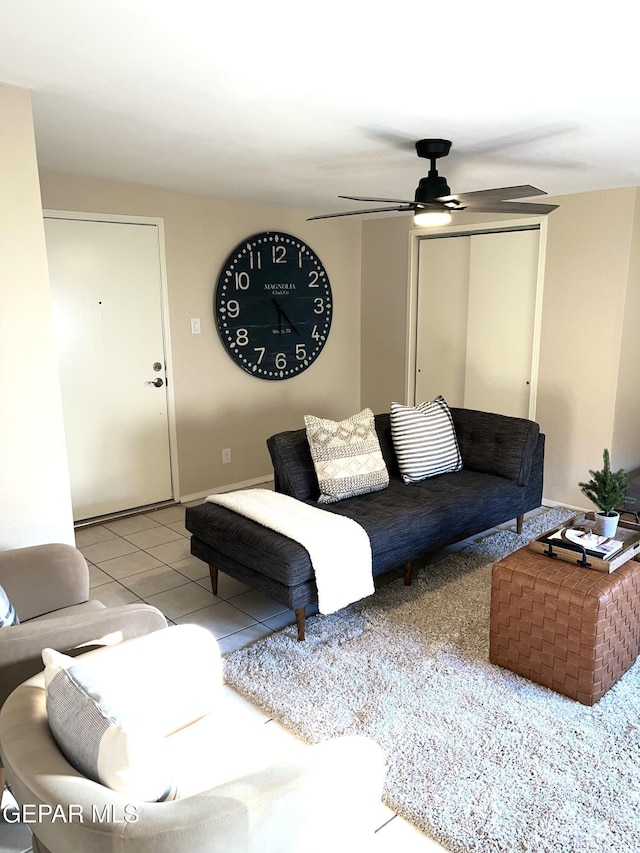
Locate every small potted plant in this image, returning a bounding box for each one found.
[579,449,629,536]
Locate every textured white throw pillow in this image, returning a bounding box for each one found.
[42,647,177,802]
[41,624,222,802]
[304,407,389,503]
[391,396,462,484]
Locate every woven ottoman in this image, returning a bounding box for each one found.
[489,546,640,705]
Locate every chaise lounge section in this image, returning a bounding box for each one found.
[186,408,544,640]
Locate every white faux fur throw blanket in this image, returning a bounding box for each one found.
[205,489,373,615]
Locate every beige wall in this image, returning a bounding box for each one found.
[361,189,640,508]
[536,187,638,507]
[0,85,74,547]
[39,173,362,500]
[612,189,640,476]
[361,216,410,413]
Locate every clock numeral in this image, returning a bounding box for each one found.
[308,270,319,287]
[313,297,324,314]
[298,251,303,269]
[295,343,307,361]
[236,328,249,346]
[254,346,265,364]
[272,245,287,264]
[227,300,240,319]
[248,251,261,270]
[235,271,250,290]
[275,352,287,370]
[311,325,321,341]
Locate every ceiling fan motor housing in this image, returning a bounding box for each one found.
[414,138,452,203]
[415,173,451,204]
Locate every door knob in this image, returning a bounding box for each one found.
[145,378,164,387]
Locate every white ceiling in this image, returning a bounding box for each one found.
[1,0,639,219]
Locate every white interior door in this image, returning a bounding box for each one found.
[415,227,540,418]
[45,216,173,521]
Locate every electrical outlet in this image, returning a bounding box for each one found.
[222,448,231,464]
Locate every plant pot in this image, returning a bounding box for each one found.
[594,511,620,537]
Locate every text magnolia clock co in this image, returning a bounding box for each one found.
[214,232,332,380]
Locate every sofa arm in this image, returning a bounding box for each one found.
[0,603,167,708]
[0,543,89,621]
[451,408,540,486]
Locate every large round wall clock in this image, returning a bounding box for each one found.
[214,231,332,380]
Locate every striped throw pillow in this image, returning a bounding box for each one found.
[391,397,462,484]
[304,408,389,503]
[0,584,18,627]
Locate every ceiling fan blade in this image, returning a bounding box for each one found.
[461,201,559,215]
[307,205,414,221]
[339,194,415,205]
[440,185,549,204]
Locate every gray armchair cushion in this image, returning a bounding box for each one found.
[0,543,89,621]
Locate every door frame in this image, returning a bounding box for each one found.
[43,209,180,505]
[405,216,549,420]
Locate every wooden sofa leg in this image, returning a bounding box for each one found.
[209,564,218,596]
[516,515,524,535]
[404,561,413,586]
[295,608,306,642]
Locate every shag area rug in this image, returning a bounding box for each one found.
[224,508,640,853]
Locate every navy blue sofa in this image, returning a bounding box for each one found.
[185,408,544,640]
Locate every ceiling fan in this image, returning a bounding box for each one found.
[308,138,559,226]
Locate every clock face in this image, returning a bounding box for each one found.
[215,232,332,380]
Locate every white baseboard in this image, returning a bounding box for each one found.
[179,475,274,504]
[541,498,587,513]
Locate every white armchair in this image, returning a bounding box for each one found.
[0,624,387,853]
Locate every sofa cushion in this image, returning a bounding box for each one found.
[304,408,389,503]
[320,469,523,573]
[188,467,524,591]
[0,584,18,626]
[390,397,462,483]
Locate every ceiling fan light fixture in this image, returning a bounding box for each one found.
[413,209,452,227]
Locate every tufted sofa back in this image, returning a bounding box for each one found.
[267,408,541,501]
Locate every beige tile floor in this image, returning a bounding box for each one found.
[2,503,546,851]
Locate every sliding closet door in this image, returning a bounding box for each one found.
[415,235,470,406]
[415,227,539,418]
[464,229,539,418]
